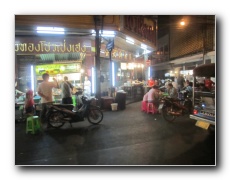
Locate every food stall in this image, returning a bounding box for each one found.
[122,80,144,99]
[112,62,145,100]
[35,63,83,103]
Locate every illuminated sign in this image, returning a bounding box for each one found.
[15,39,87,53]
[35,63,81,75]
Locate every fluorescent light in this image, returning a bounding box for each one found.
[36,27,65,34]
[102,30,115,37]
[91,67,95,94]
[112,62,115,87]
[135,54,140,58]
[141,44,147,50]
[126,37,134,44]
[148,66,151,78]
[91,30,115,37]
[30,65,34,92]
[143,49,151,54]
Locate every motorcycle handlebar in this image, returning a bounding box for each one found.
[81,95,97,104]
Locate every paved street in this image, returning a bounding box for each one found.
[15,101,215,166]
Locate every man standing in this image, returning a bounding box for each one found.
[37,73,58,127]
[83,76,91,97]
[177,74,185,92]
[184,81,193,98]
[60,76,74,104]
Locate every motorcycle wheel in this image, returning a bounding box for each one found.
[87,105,103,125]
[47,111,65,128]
[162,106,176,122]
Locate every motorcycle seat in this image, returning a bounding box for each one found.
[53,104,74,111]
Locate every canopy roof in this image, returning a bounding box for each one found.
[193,63,215,77]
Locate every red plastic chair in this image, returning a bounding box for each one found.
[147,102,158,114]
[141,101,147,112]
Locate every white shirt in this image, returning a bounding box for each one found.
[84,80,91,96]
[172,81,178,89]
[38,81,57,103]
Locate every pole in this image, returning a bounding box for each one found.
[106,39,114,97]
[93,15,104,104]
[202,24,206,64]
[144,54,148,81]
[95,28,101,102]
[109,50,113,97]
[94,15,105,103]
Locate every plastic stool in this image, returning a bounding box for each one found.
[141,101,147,112]
[72,96,76,106]
[147,103,158,114]
[26,116,41,134]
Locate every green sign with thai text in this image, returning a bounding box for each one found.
[35,63,81,75]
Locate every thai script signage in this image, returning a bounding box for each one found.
[15,39,87,53]
[101,44,134,61]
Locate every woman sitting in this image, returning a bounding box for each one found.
[166,83,178,99]
[141,92,148,112]
[147,85,161,107]
[24,88,34,115]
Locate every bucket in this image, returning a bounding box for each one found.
[111,103,118,111]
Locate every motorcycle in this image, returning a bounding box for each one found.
[46,95,103,128]
[158,90,193,122]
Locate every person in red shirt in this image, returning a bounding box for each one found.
[204,77,214,90]
[24,83,35,115]
[148,77,155,87]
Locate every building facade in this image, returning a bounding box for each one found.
[15,15,157,99]
[150,15,215,81]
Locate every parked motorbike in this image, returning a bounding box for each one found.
[46,95,103,128]
[158,90,193,122]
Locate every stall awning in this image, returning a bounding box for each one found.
[193,63,215,77]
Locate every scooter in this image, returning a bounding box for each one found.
[158,90,193,122]
[46,95,103,128]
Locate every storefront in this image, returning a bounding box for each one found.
[15,15,157,100]
[99,42,146,91]
[15,35,94,94]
